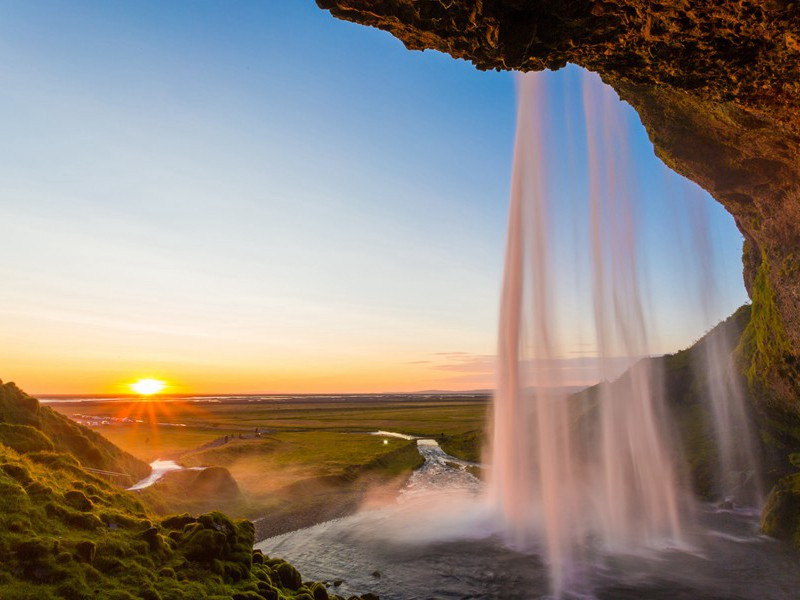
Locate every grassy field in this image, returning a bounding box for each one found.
[47,395,489,536]
[48,395,488,463]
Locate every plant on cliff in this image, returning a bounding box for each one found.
[737,258,797,393]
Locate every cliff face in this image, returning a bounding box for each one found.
[316,0,800,412]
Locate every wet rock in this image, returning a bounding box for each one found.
[761,472,800,546]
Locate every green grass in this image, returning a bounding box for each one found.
[97,427,227,464]
[48,397,488,515]
[440,430,483,463]
[0,381,378,600]
[136,432,426,536]
[0,382,149,487]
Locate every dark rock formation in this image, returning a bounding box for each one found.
[316,0,800,386]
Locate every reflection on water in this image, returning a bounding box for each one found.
[256,441,798,600]
[127,459,204,490]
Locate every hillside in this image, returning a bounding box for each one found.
[0,381,379,600]
[0,382,150,487]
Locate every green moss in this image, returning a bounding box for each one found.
[761,471,800,547]
[736,257,794,387]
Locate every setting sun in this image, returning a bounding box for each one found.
[130,378,166,396]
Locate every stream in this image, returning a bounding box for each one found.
[127,459,204,491]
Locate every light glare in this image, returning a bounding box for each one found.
[130,379,166,396]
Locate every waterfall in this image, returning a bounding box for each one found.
[581,69,686,550]
[685,186,764,506]
[490,73,583,595]
[488,70,691,597]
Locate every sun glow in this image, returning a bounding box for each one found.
[130,378,166,396]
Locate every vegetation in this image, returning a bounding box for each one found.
[731,259,800,547]
[761,465,800,547]
[737,258,797,395]
[47,396,487,536]
[135,433,425,538]
[0,381,379,599]
[0,382,149,487]
[440,430,482,464]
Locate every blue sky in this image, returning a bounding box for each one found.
[0,1,747,393]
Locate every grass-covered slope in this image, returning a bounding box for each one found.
[0,381,150,487]
[0,382,379,600]
[568,306,758,501]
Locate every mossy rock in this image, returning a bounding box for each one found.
[161,513,197,530]
[310,581,330,600]
[74,540,96,564]
[276,561,303,590]
[761,472,800,547]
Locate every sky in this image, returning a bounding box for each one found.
[0,2,748,395]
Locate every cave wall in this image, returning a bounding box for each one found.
[317,0,800,415]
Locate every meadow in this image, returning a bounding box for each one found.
[48,395,489,537]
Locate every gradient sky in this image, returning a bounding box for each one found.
[0,2,748,394]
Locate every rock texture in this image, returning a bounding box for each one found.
[317,0,800,406]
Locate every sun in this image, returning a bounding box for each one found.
[130,378,166,396]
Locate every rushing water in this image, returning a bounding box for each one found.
[685,191,764,506]
[488,71,690,596]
